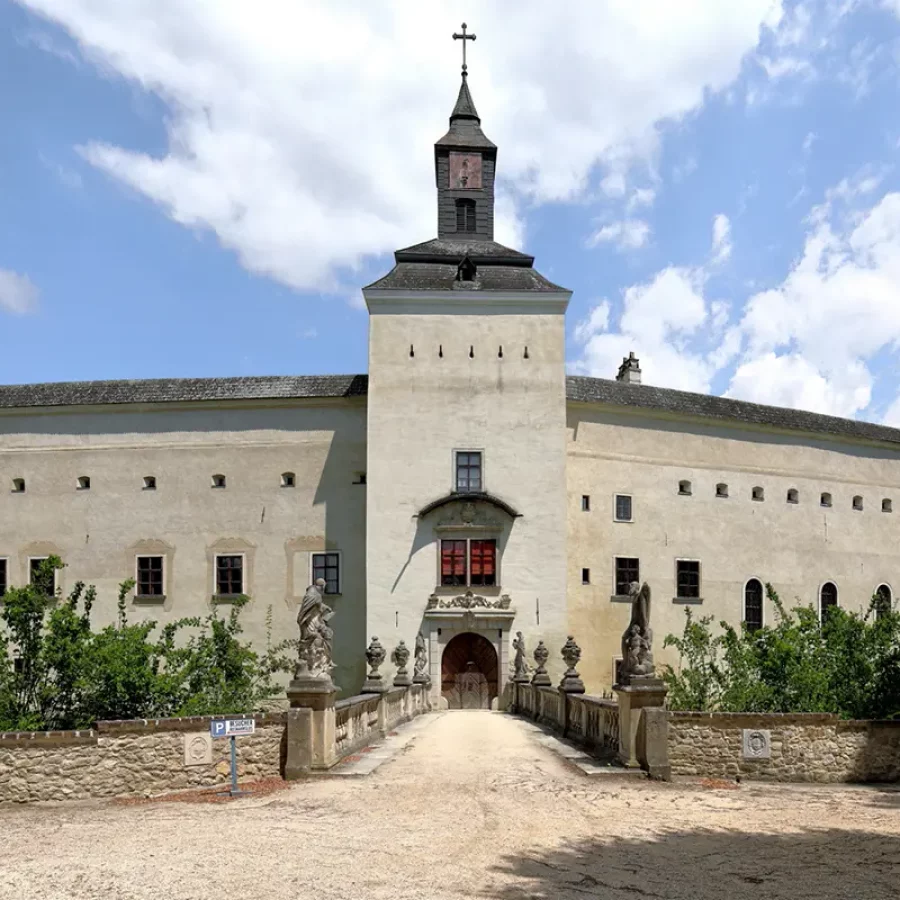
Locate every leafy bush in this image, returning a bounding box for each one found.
[0,558,295,731]
[662,584,900,719]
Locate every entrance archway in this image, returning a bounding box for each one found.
[441,632,498,709]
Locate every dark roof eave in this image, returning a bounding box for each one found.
[566,375,900,448]
[416,491,522,519]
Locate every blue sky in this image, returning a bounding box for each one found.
[3,1,900,424]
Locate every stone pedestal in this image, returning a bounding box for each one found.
[362,673,389,693]
[285,676,339,776]
[614,678,668,779]
[393,671,413,688]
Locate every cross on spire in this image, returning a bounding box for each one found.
[452,22,476,77]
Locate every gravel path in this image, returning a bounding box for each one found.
[0,711,897,899]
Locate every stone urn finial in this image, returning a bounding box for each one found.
[362,636,389,693]
[559,636,585,694]
[391,639,412,687]
[531,640,551,687]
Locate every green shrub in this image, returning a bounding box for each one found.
[662,583,900,719]
[0,559,295,731]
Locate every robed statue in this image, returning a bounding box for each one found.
[512,631,529,680]
[619,581,655,683]
[413,632,429,680]
[295,578,335,679]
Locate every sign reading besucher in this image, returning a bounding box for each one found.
[210,717,256,738]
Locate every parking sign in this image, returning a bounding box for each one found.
[209,718,255,738]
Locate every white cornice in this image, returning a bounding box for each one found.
[363,288,571,315]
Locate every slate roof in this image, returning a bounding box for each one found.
[0,374,368,411]
[2,371,897,449]
[395,239,533,265]
[364,263,566,293]
[566,376,900,447]
[435,75,496,150]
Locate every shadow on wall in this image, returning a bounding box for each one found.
[486,824,900,900]
[313,403,368,698]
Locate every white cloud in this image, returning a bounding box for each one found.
[573,302,611,344]
[586,219,651,251]
[710,213,732,265]
[802,131,816,154]
[18,0,783,293]
[0,269,40,314]
[729,188,900,418]
[626,187,656,213]
[574,267,719,392]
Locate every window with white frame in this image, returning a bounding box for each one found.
[215,555,244,596]
[440,538,496,587]
[676,560,701,600]
[455,451,483,492]
[614,494,633,522]
[136,556,164,597]
[312,552,341,594]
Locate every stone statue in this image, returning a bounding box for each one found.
[512,631,529,681]
[413,632,429,683]
[619,581,656,683]
[295,578,334,680]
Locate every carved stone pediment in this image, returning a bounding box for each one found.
[434,500,503,533]
[427,590,512,611]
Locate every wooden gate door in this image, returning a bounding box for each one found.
[441,632,498,709]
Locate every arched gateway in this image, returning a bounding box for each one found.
[441,632,498,709]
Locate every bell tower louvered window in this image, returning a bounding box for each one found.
[455,199,476,233]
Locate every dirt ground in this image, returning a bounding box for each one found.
[0,712,897,900]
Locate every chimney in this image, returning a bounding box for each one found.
[616,352,642,385]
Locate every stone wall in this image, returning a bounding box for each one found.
[0,713,285,803]
[668,712,900,782]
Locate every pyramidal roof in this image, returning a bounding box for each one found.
[435,75,496,151]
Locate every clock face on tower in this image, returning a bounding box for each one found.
[449,152,482,190]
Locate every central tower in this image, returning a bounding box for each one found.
[361,28,571,705]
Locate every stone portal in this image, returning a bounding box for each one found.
[441,632,498,709]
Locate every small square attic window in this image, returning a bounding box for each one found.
[12,478,25,493]
[852,495,863,511]
[77,476,90,490]
[212,474,226,489]
[678,480,692,496]
[143,475,157,490]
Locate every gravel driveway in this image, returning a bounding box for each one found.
[0,711,897,899]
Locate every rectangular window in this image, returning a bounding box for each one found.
[469,540,496,587]
[0,558,6,597]
[312,552,341,595]
[455,451,482,492]
[441,540,467,586]
[582,568,590,585]
[215,555,244,596]
[29,558,55,596]
[581,495,590,511]
[676,560,701,599]
[615,494,633,522]
[615,557,640,596]
[136,556,164,597]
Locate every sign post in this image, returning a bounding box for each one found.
[209,717,256,796]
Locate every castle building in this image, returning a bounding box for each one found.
[2,68,900,706]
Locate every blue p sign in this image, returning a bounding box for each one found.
[210,720,227,738]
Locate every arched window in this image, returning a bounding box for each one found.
[875,584,892,620]
[820,582,838,621]
[820,492,832,508]
[678,480,692,496]
[752,486,765,502]
[455,199,476,233]
[744,579,764,633]
[716,483,728,498]
[787,488,799,504]
[211,474,226,489]
[77,476,91,490]
[852,495,863,511]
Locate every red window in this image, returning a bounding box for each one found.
[441,540,467,586]
[470,540,496,586]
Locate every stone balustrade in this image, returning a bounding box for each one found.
[334,684,430,759]
[511,683,619,758]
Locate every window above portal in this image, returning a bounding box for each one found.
[455,451,483,492]
[441,538,496,588]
